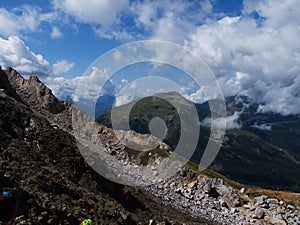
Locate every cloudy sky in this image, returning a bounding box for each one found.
[0,0,299,116]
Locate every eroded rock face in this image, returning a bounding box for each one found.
[3,67,65,114]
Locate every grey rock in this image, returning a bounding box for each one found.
[267,198,279,205]
[253,207,265,219]
[265,216,287,225]
[287,204,295,210]
[255,195,267,205]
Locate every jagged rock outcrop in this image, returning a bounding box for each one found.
[4,67,65,114]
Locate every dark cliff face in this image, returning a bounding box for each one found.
[0,67,209,225]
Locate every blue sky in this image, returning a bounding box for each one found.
[0,0,244,77]
[0,0,299,116]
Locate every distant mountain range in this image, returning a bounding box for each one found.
[98,92,300,192]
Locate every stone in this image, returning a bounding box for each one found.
[267,198,279,205]
[170,182,176,188]
[240,187,245,193]
[230,207,237,213]
[203,183,211,194]
[213,182,241,208]
[287,205,295,210]
[219,198,227,207]
[255,195,267,205]
[187,180,197,189]
[253,207,265,219]
[265,216,287,225]
[279,200,284,205]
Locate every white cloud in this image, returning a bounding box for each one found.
[0,5,59,37]
[133,0,159,29]
[44,76,78,100]
[51,26,63,39]
[112,49,122,62]
[202,111,242,130]
[53,0,129,26]
[0,5,41,37]
[185,0,300,115]
[0,36,76,77]
[53,0,129,39]
[0,0,298,116]
[52,59,74,75]
[251,122,271,131]
[45,66,111,101]
[51,0,215,41]
[48,0,300,115]
[131,0,214,43]
[0,36,50,75]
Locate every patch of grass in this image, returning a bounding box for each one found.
[185,161,244,190]
[245,188,300,207]
[150,148,169,158]
[124,147,169,166]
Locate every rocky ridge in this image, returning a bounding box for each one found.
[73,117,300,224]
[1,66,299,224]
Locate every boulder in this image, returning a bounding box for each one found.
[267,198,279,205]
[253,207,265,219]
[265,216,287,225]
[187,180,197,189]
[255,195,267,205]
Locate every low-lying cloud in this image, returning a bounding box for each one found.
[251,123,272,131]
[202,111,242,130]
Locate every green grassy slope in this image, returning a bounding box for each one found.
[97,93,300,192]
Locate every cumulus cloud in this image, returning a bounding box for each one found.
[131,0,214,43]
[185,0,300,115]
[0,5,40,37]
[1,0,299,116]
[44,76,78,100]
[52,59,74,75]
[53,0,130,39]
[53,0,129,26]
[0,36,75,77]
[0,36,50,75]
[202,111,242,130]
[44,66,111,101]
[50,0,299,116]
[0,5,59,37]
[51,0,215,41]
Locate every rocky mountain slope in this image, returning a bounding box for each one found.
[0,66,299,224]
[98,93,300,192]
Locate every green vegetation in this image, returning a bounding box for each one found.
[97,93,300,193]
[124,147,169,166]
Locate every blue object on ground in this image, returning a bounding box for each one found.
[2,191,9,196]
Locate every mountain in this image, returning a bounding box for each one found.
[98,92,300,192]
[1,66,299,225]
[0,66,211,224]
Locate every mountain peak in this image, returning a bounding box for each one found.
[1,66,65,114]
[28,75,41,84]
